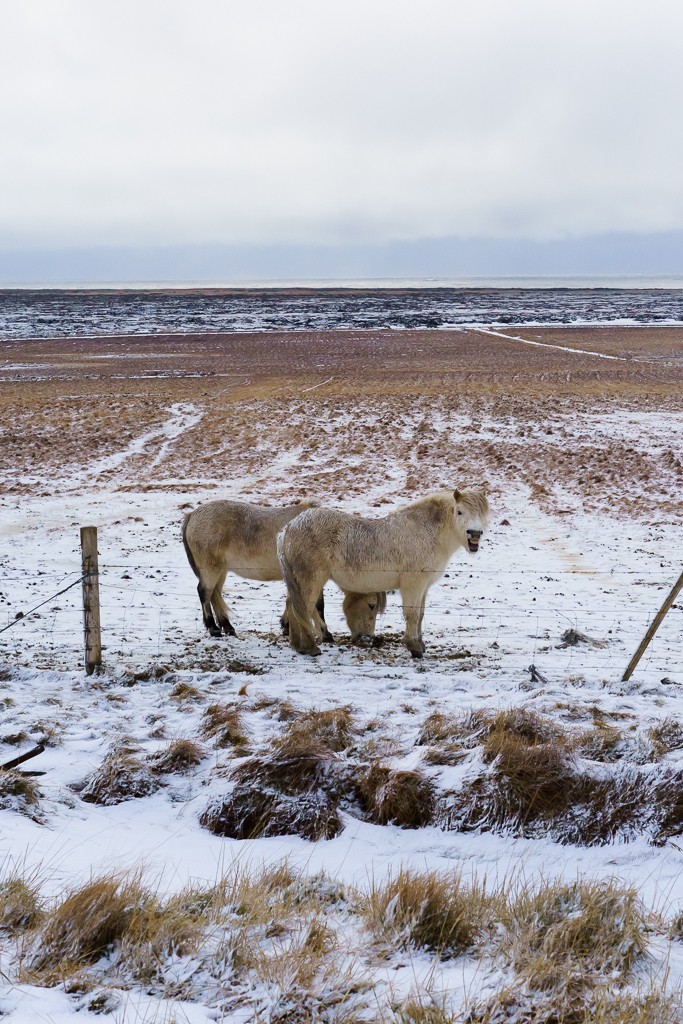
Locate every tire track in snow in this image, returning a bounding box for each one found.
[473,327,629,361]
[84,402,203,479]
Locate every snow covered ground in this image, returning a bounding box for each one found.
[1,325,682,1021]
[1,482,683,1019]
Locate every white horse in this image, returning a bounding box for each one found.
[278,489,489,657]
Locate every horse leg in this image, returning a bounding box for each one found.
[197,579,222,637]
[280,601,290,636]
[417,591,427,654]
[314,591,334,644]
[401,585,428,658]
[288,578,324,656]
[210,570,237,637]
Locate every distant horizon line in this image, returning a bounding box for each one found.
[4,273,683,292]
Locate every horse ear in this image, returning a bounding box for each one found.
[454,489,463,502]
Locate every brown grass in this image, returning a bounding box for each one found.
[359,764,435,828]
[200,731,345,840]
[29,875,152,976]
[648,717,683,758]
[417,709,490,747]
[361,868,495,957]
[169,681,202,702]
[467,985,682,1024]
[1,730,30,745]
[439,707,683,845]
[482,709,565,760]
[1,858,679,1021]
[0,770,42,818]
[80,753,160,805]
[149,738,204,774]
[202,703,249,748]
[577,723,625,762]
[500,879,649,993]
[282,706,357,752]
[118,886,214,984]
[393,996,457,1024]
[201,785,342,841]
[0,877,44,932]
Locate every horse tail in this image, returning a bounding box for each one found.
[182,512,201,580]
[277,533,314,639]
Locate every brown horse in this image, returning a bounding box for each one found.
[182,498,385,641]
[278,489,489,657]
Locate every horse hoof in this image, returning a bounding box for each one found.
[322,630,335,644]
[208,627,222,638]
[371,636,385,649]
[410,649,423,659]
[223,626,237,637]
[299,646,322,657]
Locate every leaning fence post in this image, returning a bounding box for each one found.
[622,569,683,682]
[80,526,102,675]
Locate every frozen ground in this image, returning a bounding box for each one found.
[0,325,682,1021]
[2,286,683,340]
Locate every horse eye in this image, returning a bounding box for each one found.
[457,510,463,516]
[369,603,376,611]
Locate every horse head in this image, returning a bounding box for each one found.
[454,488,489,553]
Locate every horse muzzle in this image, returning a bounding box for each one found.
[466,529,482,553]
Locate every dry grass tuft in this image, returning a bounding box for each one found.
[80,753,160,805]
[201,785,341,841]
[467,984,681,1024]
[202,702,249,748]
[448,753,683,845]
[362,868,495,957]
[417,709,490,747]
[169,680,202,702]
[648,717,683,758]
[449,713,575,835]
[282,706,357,752]
[359,764,435,828]
[118,886,213,984]
[0,876,44,931]
[200,736,344,840]
[2,730,30,745]
[30,875,153,976]
[149,738,204,774]
[486,734,573,815]
[482,709,565,760]
[418,708,560,770]
[0,770,42,818]
[577,723,625,762]
[393,996,457,1024]
[587,989,683,1024]
[500,879,649,994]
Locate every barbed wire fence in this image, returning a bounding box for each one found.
[0,538,681,680]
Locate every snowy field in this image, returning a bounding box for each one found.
[1,322,682,1022]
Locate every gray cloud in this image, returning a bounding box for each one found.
[1,0,682,252]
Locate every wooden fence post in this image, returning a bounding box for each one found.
[80,526,102,675]
[622,569,683,682]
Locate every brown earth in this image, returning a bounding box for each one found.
[1,327,682,519]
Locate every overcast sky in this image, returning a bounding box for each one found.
[1,0,682,279]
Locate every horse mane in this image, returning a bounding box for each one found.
[456,489,490,518]
[402,489,489,522]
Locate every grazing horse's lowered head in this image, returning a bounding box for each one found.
[453,488,489,553]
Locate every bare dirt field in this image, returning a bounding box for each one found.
[2,326,682,518]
